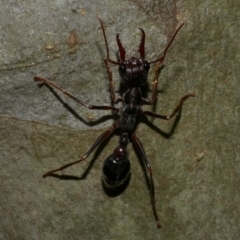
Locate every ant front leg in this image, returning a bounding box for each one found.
[131,132,161,228]
[34,76,118,111]
[104,59,124,104]
[142,59,164,105]
[43,124,116,177]
[142,92,195,120]
[142,23,185,106]
[98,17,123,104]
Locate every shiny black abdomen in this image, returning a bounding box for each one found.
[102,153,131,188]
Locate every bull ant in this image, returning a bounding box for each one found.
[34,18,195,228]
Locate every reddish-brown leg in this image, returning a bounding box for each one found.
[142,92,195,120]
[43,124,116,178]
[34,76,118,111]
[131,132,161,228]
[103,59,123,104]
[98,18,123,104]
[143,23,185,105]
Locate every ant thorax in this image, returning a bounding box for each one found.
[117,87,142,132]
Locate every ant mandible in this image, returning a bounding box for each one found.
[34,18,195,228]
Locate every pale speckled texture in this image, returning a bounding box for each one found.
[0,0,240,239]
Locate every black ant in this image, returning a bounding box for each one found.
[34,18,195,228]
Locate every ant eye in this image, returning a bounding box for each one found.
[144,63,150,71]
[119,65,125,73]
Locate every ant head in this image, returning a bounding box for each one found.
[116,29,150,88]
[99,17,184,89]
[118,58,150,88]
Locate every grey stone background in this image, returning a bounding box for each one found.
[0,0,239,239]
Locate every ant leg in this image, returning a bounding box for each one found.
[34,76,118,111]
[142,57,164,105]
[98,18,123,104]
[131,132,161,228]
[143,23,185,105]
[43,124,116,178]
[142,59,164,105]
[104,59,123,104]
[141,92,195,120]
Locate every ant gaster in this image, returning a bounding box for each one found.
[34,18,195,228]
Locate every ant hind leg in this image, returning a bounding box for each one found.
[131,132,161,228]
[43,124,116,178]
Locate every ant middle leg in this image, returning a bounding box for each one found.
[141,92,195,120]
[34,76,118,111]
[43,124,116,178]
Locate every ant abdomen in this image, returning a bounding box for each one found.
[102,146,131,188]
